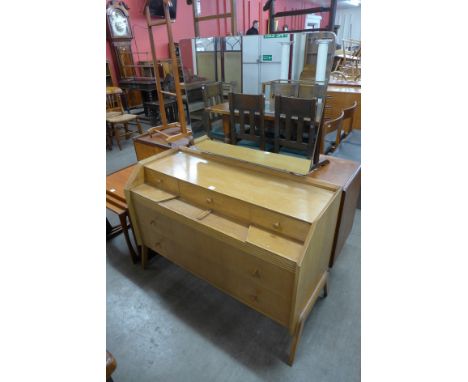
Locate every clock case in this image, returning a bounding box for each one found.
[106,0,133,40]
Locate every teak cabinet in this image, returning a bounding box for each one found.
[125,147,341,365]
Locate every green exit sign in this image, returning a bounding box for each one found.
[264,34,288,39]
[262,54,272,61]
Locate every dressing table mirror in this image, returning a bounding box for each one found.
[179,31,336,174]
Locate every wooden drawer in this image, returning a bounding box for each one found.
[144,168,180,195]
[152,214,292,326]
[178,180,310,242]
[132,194,294,325]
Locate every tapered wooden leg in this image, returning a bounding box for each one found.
[288,319,305,366]
[141,245,148,269]
[222,115,230,143]
[136,117,143,134]
[124,123,130,139]
[113,124,122,150]
[118,212,139,264]
[323,281,328,298]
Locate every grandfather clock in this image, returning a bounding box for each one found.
[106,0,141,107]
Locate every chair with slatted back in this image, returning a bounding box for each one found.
[229,93,268,150]
[322,98,359,149]
[273,96,318,159]
[340,100,360,145]
[202,82,225,141]
[320,110,344,154]
[106,87,143,150]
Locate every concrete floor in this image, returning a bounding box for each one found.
[106,124,361,381]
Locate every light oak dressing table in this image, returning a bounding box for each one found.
[125,143,342,365]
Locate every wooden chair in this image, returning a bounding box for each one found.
[202,82,225,140]
[323,98,359,147]
[273,96,318,159]
[340,100,360,145]
[320,110,344,154]
[335,39,361,81]
[228,93,267,150]
[106,87,142,150]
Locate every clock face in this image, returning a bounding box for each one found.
[108,8,130,38]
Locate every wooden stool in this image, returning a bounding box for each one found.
[106,351,116,381]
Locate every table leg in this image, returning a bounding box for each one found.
[223,115,231,143]
[141,245,148,269]
[118,212,139,264]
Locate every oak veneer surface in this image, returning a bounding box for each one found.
[125,148,341,364]
[144,151,334,224]
[195,133,311,174]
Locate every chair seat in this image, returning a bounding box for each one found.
[330,141,361,162]
[106,111,122,119]
[342,130,361,145]
[209,121,225,140]
[107,113,138,124]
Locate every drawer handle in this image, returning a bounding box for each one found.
[150,220,156,226]
[250,295,259,302]
[206,197,213,204]
[252,269,261,278]
[273,222,281,229]
[155,179,163,184]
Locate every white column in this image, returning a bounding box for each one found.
[315,40,329,84]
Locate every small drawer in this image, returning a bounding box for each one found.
[178,181,250,224]
[144,168,180,195]
[250,207,310,243]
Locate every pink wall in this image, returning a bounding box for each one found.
[106,0,332,85]
[273,0,330,31]
[106,0,196,84]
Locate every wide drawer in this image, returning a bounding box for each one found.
[132,194,294,326]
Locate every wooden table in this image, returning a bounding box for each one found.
[194,139,361,267]
[207,85,362,143]
[106,164,139,263]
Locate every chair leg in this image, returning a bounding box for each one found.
[136,117,143,134]
[124,123,130,140]
[113,124,122,150]
[106,123,113,150]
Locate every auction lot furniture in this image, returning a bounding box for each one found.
[106,164,139,263]
[327,85,361,130]
[133,127,193,161]
[125,146,342,365]
[207,84,361,145]
[194,138,361,267]
[106,87,143,150]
